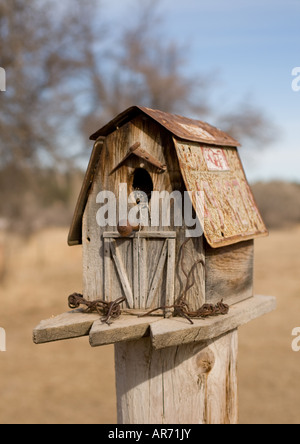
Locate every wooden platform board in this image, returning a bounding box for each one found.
[33,295,276,349]
[33,309,100,344]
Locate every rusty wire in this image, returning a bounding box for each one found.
[67,291,229,326]
[139,238,229,324]
[67,239,229,325]
[139,299,229,325]
[68,293,126,325]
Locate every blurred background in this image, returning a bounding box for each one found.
[0,0,299,424]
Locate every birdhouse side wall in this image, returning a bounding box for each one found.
[205,239,254,305]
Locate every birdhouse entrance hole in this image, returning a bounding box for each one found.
[132,168,153,203]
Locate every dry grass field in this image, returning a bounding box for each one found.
[0,226,299,424]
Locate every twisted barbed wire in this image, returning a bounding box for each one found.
[68,293,126,325]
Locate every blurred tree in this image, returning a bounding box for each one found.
[80,1,276,149]
[0,0,100,169]
[217,100,276,149]
[0,0,101,228]
[0,0,276,231]
[79,0,213,138]
[0,0,275,165]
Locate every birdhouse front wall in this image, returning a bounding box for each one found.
[82,116,205,311]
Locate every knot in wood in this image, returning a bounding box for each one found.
[196,349,215,375]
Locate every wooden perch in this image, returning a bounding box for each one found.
[33,295,276,347]
[33,309,99,344]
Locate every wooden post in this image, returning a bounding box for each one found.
[33,295,276,424]
[115,329,238,425]
[33,106,275,425]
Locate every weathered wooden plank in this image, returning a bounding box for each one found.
[197,329,238,424]
[103,238,111,302]
[83,209,104,301]
[110,239,134,308]
[165,238,176,316]
[144,238,166,310]
[205,239,254,305]
[87,294,275,349]
[82,125,131,302]
[89,315,161,347]
[150,295,276,350]
[33,310,100,344]
[103,231,176,239]
[147,240,168,307]
[176,234,205,311]
[33,295,275,346]
[129,116,168,181]
[115,329,238,424]
[133,238,140,308]
[117,238,133,308]
[138,238,148,308]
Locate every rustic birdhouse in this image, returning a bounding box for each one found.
[34,106,276,425]
[68,106,268,315]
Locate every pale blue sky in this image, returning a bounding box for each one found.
[101,0,300,183]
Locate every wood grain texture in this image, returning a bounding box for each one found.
[82,123,130,302]
[165,238,176,316]
[115,330,238,424]
[33,310,99,344]
[150,294,276,350]
[147,239,168,307]
[176,234,205,310]
[205,239,254,305]
[109,239,134,308]
[103,231,176,238]
[82,116,205,311]
[33,295,275,346]
[89,315,162,347]
[89,294,275,349]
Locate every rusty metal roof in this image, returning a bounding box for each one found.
[90,106,241,147]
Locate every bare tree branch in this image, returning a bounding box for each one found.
[0,0,277,231]
[217,100,277,148]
